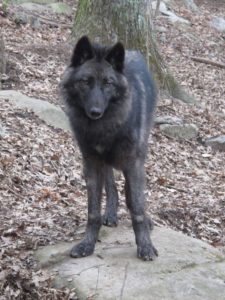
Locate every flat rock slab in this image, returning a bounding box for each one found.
[0,90,70,131]
[0,123,7,137]
[210,16,225,32]
[183,0,199,12]
[160,123,198,140]
[18,2,71,15]
[205,135,225,151]
[151,1,190,25]
[35,224,225,300]
[10,0,56,4]
[155,115,183,125]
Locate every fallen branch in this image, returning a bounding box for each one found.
[164,185,188,193]
[33,13,72,29]
[191,56,225,69]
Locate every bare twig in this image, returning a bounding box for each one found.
[35,14,72,29]
[64,264,105,277]
[120,262,129,300]
[95,265,100,295]
[191,56,225,69]
[8,187,24,199]
[164,185,188,193]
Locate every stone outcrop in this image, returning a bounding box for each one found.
[35,223,225,300]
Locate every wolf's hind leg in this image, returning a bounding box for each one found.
[124,159,158,261]
[102,166,119,227]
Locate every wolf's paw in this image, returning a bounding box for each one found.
[70,241,95,258]
[137,243,158,261]
[102,213,118,227]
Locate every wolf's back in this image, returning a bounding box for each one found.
[124,50,157,133]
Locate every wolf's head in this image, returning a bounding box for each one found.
[62,36,129,120]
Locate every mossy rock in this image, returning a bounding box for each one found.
[18,3,49,12]
[160,123,198,140]
[14,2,71,15]
[48,2,71,15]
[205,135,225,152]
[10,0,56,4]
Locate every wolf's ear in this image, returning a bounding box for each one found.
[71,36,94,67]
[105,42,125,72]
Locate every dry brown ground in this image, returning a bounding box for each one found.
[0,0,225,299]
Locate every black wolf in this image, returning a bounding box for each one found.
[61,36,158,261]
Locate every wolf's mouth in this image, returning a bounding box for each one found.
[88,114,103,120]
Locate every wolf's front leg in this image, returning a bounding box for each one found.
[102,166,119,227]
[124,159,158,261]
[70,157,103,258]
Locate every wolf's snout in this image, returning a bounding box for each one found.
[89,107,103,120]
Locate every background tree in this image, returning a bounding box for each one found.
[0,35,6,90]
[72,0,195,104]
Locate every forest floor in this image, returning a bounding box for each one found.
[0,0,225,299]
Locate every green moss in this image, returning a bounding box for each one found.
[10,0,56,4]
[48,3,71,14]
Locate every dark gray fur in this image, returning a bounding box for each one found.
[61,36,158,261]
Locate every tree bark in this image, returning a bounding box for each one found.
[72,0,195,104]
[0,35,6,90]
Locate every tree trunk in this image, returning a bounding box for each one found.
[0,35,6,90]
[72,0,195,104]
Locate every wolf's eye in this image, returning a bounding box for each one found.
[78,79,89,85]
[103,78,113,86]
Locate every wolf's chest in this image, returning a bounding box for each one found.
[90,134,136,168]
[94,144,105,154]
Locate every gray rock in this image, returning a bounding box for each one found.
[210,16,225,32]
[151,1,190,25]
[48,3,71,15]
[12,1,72,25]
[183,0,199,12]
[160,123,198,140]
[10,0,56,3]
[155,115,183,125]
[14,1,73,27]
[12,4,49,28]
[17,2,71,15]
[35,223,225,300]
[0,123,7,137]
[168,13,190,25]
[159,33,167,43]
[155,26,168,33]
[151,1,168,14]
[205,135,225,151]
[13,11,41,28]
[0,90,70,131]
[19,2,50,12]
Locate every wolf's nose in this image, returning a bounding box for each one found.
[89,107,103,119]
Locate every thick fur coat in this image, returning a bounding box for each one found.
[61,36,158,260]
